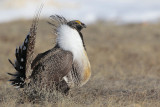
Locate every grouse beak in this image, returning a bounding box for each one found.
[81,23,87,28]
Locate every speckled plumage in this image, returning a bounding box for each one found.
[8,6,91,94]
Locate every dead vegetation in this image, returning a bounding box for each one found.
[1,20,160,106]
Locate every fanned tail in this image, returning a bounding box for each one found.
[8,35,29,87]
[8,1,46,88]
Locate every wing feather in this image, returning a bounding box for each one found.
[31,48,73,83]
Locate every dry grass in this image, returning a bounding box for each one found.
[1,20,160,106]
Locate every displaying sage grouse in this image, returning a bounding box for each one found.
[8,9,91,94]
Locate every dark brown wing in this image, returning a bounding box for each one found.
[31,48,73,82]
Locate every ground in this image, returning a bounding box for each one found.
[0,20,160,106]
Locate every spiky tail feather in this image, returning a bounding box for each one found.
[8,36,29,87]
[8,1,46,88]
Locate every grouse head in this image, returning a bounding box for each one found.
[67,20,86,31]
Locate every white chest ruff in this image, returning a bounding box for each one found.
[57,24,91,87]
[56,25,84,61]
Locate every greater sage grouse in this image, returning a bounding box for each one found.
[8,9,91,94]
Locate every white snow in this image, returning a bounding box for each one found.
[1,0,160,24]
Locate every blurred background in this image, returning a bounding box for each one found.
[1,0,160,24]
[1,0,160,106]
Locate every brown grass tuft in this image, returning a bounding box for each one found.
[1,20,160,106]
